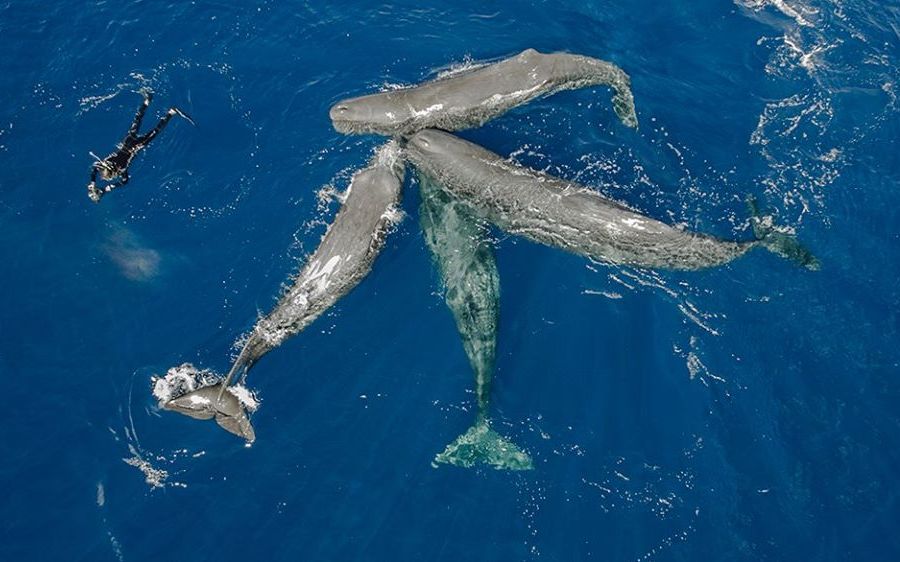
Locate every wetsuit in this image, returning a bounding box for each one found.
[88,92,191,202]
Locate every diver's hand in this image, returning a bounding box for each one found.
[87,182,102,203]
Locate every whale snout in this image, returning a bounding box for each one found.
[408,129,439,152]
[329,103,352,125]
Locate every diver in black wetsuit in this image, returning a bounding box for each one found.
[87,91,194,203]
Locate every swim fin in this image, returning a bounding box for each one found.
[748,196,820,271]
[433,418,532,471]
[172,107,196,126]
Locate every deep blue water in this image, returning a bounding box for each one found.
[2,1,899,560]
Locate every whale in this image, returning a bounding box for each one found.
[157,141,406,441]
[406,129,818,271]
[329,48,638,136]
[419,174,532,471]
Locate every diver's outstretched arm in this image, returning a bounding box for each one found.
[129,92,153,137]
[87,167,103,202]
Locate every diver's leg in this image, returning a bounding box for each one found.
[129,91,153,136]
[136,109,175,145]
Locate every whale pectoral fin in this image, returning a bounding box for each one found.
[215,411,256,443]
[433,419,532,471]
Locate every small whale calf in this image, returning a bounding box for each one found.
[406,129,818,271]
[330,48,638,136]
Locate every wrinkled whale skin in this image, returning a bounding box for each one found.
[330,48,638,136]
[406,129,756,271]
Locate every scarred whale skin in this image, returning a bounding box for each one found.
[158,142,405,441]
[406,129,764,271]
[231,140,405,376]
[330,48,638,136]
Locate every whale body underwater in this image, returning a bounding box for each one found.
[330,48,638,135]
[419,174,532,471]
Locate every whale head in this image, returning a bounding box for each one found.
[330,93,410,135]
[406,129,469,166]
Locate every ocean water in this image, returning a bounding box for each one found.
[1,0,898,560]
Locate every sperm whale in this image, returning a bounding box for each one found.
[419,174,532,471]
[157,141,406,441]
[406,129,818,271]
[330,48,638,136]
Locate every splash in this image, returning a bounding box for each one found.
[151,362,260,412]
[123,452,169,489]
[151,363,220,404]
[737,0,899,225]
[434,55,489,80]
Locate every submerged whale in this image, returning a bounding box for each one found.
[330,48,638,136]
[406,129,818,271]
[158,141,406,441]
[419,174,532,471]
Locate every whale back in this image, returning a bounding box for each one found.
[330,48,637,135]
[249,141,405,354]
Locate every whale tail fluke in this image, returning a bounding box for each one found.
[433,418,533,471]
[748,196,820,271]
[171,107,196,126]
[163,383,256,443]
[153,364,258,443]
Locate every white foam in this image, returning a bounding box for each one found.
[151,363,220,404]
[736,0,816,27]
[435,57,487,80]
[226,384,260,412]
[123,455,168,489]
[380,204,405,227]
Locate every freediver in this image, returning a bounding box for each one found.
[87,91,194,203]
